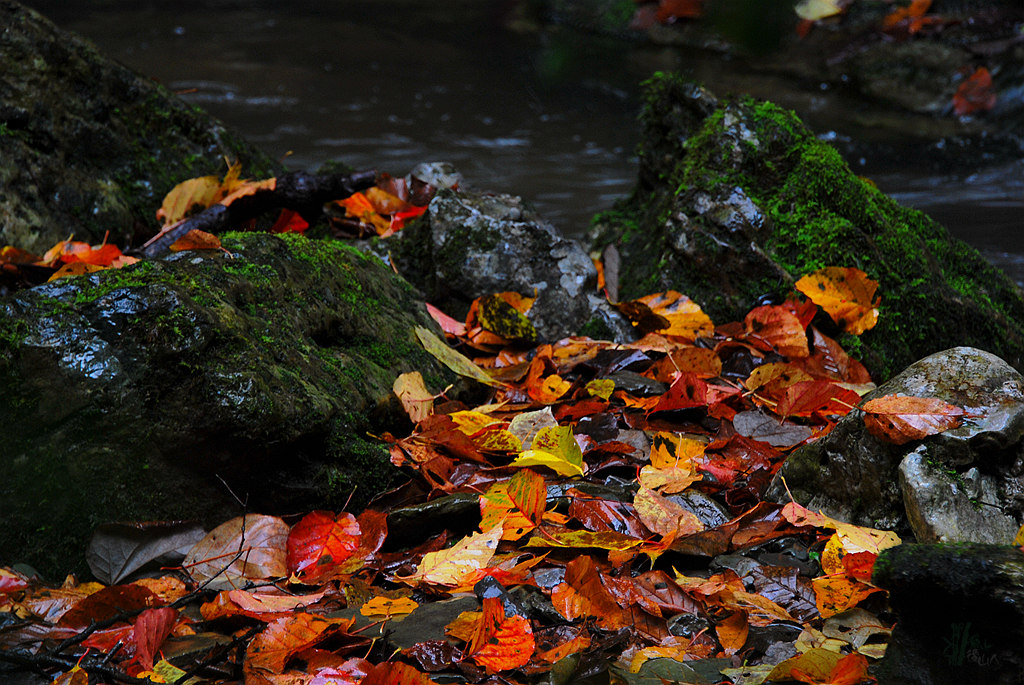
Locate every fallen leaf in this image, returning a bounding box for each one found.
[245,613,354,676]
[360,596,418,618]
[861,394,964,444]
[953,67,997,117]
[796,267,880,335]
[480,469,547,540]
[398,527,501,588]
[134,607,178,670]
[184,514,289,588]
[286,511,361,584]
[415,326,502,388]
[745,305,809,358]
[795,0,845,21]
[394,372,436,423]
[512,425,585,477]
[462,596,535,671]
[633,487,704,541]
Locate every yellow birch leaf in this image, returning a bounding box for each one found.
[585,379,615,400]
[397,528,501,588]
[449,410,501,435]
[360,596,418,618]
[796,267,881,335]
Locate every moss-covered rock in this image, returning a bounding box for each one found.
[0,233,457,577]
[873,543,1024,684]
[590,73,1024,380]
[0,1,282,255]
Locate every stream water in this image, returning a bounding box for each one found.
[25,0,1024,284]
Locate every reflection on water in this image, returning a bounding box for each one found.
[23,0,1023,284]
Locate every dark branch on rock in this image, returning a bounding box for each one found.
[139,169,377,259]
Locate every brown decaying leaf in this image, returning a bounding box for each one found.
[184,514,290,588]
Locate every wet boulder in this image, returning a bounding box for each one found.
[590,74,1024,380]
[389,188,632,342]
[872,543,1024,685]
[766,347,1024,541]
[0,0,281,255]
[0,232,457,576]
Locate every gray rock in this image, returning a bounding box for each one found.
[767,347,1024,541]
[0,1,281,254]
[0,233,457,576]
[390,188,629,342]
[899,450,1020,544]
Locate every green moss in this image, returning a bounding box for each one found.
[595,72,1024,379]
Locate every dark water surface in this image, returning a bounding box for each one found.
[26,1,1024,284]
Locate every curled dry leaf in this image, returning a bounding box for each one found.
[861,394,965,445]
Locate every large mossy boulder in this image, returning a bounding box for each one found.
[0,0,281,254]
[0,233,457,576]
[590,74,1024,380]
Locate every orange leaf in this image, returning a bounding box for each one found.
[953,67,996,116]
[270,209,310,234]
[463,596,535,672]
[776,380,862,419]
[633,487,704,542]
[811,575,883,619]
[200,588,327,621]
[220,177,277,207]
[245,613,354,676]
[796,267,880,335]
[646,346,722,382]
[170,229,222,252]
[861,394,964,444]
[157,174,222,225]
[47,261,106,282]
[480,469,547,540]
[634,291,714,340]
[714,610,749,655]
[551,556,627,629]
[61,243,125,266]
[745,305,809,358]
[359,661,435,685]
[286,511,361,584]
[336,192,391,235]
[360,596,418,618]
[882,0,933,33]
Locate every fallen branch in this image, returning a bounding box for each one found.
[140,169,377,258]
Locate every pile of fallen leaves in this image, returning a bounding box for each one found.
[0,244,975,685]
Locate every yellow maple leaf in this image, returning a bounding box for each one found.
[796,267,880,335]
